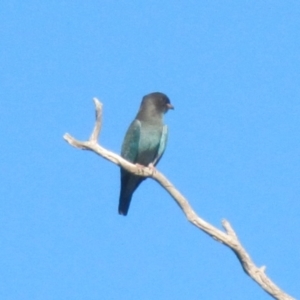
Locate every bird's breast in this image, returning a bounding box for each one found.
[137,125,162,165]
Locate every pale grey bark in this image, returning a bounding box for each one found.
[63,98,295,300]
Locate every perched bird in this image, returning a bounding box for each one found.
[119,92,174,215]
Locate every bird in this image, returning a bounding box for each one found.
[118,92,174,216]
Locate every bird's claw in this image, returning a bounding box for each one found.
[134,163,156,176]
[135,163,145,175]
[148,163,157,175]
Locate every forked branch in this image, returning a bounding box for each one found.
[63,98,294,300]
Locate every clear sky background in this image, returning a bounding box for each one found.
[1,1,299,299]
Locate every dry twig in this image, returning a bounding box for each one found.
[63,98,295,300]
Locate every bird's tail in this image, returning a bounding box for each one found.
[118,172,145,216]
[118,192,132,216]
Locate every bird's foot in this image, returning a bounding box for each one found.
[134,163,156,176]
[135,163,146,175]
[148,163,157,175]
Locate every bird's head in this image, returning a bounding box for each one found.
[141,92,174,114]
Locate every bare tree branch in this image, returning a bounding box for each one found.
[63,98,295,300]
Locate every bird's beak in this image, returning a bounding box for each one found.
[167,103,174,110]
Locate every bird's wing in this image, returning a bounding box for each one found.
[153,125,168,166]
[121,119,141,163]
[119,119,142,215]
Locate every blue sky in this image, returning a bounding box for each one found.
[1,1,299,299]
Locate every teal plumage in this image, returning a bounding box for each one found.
[119,92,174,215]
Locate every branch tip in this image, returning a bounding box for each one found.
[259,266,266,272]
[93,97,103,110]
[89,97,103,142]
